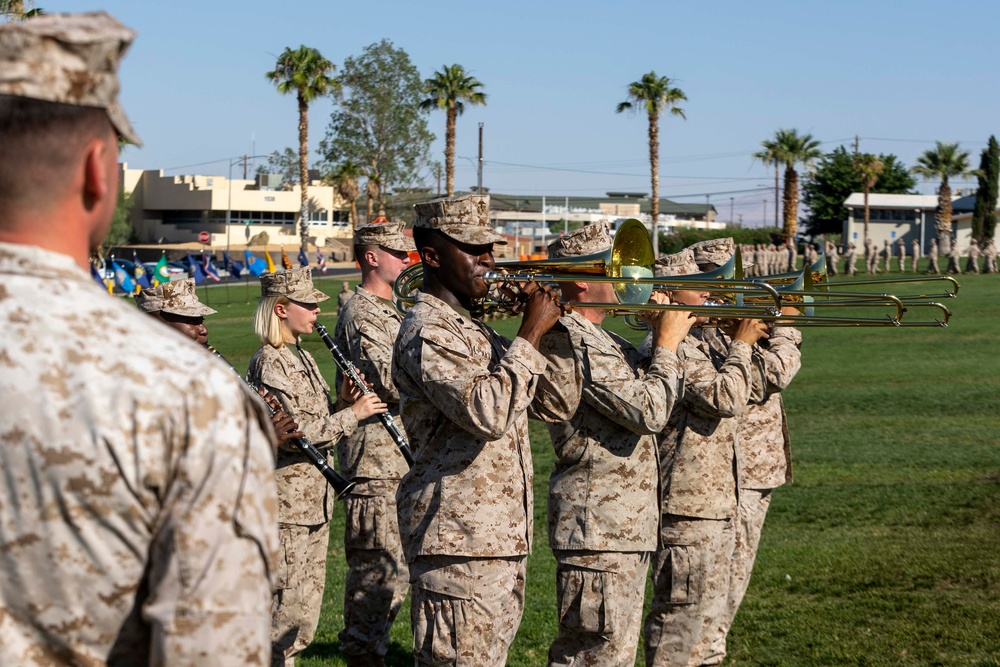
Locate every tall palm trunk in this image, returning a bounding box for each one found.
[297,92,310,247]
[782,165,799,239]
[774,164,780,227]
[445,106,457,196]
[648,111,660,258]
[936,180,953,256]
[365,178,379,223]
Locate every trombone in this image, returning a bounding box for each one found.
[392,219,783,321]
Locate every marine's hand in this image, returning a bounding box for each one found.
[350,392,387,420]
[516,281,567,348]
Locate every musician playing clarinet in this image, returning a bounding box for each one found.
[392,194,570,667]
[332,220,414,667]
[248,267,386,667]
[134,277,303,446]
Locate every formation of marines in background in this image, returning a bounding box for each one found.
[27,9,994,667]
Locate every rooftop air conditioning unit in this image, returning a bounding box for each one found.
[256,173,283,190]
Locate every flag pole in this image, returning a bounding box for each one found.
[200,251,210,308]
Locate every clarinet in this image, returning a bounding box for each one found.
[315,324,415,468]
[206,344,355,499]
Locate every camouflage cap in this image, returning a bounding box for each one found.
[0,12,142,145]
[547,220,612,258]
[260,266,329,304]
[655,248,699,278]
[135,278,216,317]
[413,194,507,246]
[689,237,735,266]
[354,220,416,252]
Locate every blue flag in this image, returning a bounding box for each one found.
[298,247,309,268]
[111,260,135,293]
[244,249,267,277]
[203,254,221,282]
[224,252,243,279]
[90,262,106,288]
[132,251,151,289]
[186,255,206,285]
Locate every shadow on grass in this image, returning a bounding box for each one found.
[302,639,412,666]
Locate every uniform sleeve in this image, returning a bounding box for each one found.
[417,322,546,440]
[251,347,357,451]
[580,336,684,435]
[680,337,755,419]
[146,378,278,665]
[530,326,583,423]
[759,326,802,393]
[346,310,400,404]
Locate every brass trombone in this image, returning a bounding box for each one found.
[392,219,783,320]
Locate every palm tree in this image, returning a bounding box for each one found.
[767,129,822,240]
[753,139,780,227]
[853,153,885,244]
[616,71,686,258]
[420,64,487,197]
[364,176,380,223]
[912,141,973,257]
[266,45,337,248]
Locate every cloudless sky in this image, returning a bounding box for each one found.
[41,0,1000,226]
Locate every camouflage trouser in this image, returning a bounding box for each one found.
[927,256,940,273]
[548,550,649,667]
[714,489,773,656]
[409,555,526,667]
[338,479,409,658]
[271,522,330,667]
[644,516,736,667]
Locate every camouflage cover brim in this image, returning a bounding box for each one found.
[437,224,507,246]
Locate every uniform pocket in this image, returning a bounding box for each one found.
[555,567,615,635]
[664,544,699,604]
[344,493,387,550]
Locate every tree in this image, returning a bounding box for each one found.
[854,153,884,244]
[616,71,686,258]
[320,40,434,220]
[802,147,916,236]
[266,45,337,248]
[753,139,781,227]
[103,188,134,247]
[256,147,301,186]
[912,141,973,256]
[764,129,822,240]
[325,161,361,257]
[0,0,42,21]
[971,135,999,242]
[420,64,487,197]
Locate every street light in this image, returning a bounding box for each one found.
[227,154,271,259]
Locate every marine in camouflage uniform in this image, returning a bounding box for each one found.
[392,194,567,667]
[927,238,940,274]
[248,267,386,667]
[689,242,804,657]
[541,223,691,667]
[338,281,355,318]
[642,249,768,667]
[0,13,280,665]
[333,221,416,666]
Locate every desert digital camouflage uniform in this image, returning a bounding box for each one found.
[541,309,683,667]
[896,239,906,273]
[643,249,762,667]
[338,283,356,318]
[333,284,411,659]
[966,239,981,274]
[844,243,858,276]
[882,240,892,273]
[393,287,573,666]
[826,241,839,276]
[250,340,357,666]
[911,239,921,273]
[0,242,279,666]
[947,240,962,275]
[702,326,802,656]
[984,239,998,273]
[927,238,940,274]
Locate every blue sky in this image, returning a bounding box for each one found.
[41,0,1000,226]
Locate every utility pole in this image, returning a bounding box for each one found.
[730,197,734,223]
[477,123,484,195]
[763,199,768,227]
[854,134,860,155]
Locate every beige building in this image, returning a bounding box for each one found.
[120,164,352,250]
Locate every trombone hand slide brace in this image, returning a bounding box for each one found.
[315,324,416,469]
[206,345,356,499]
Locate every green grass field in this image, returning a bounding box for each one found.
[193,271,1000,666]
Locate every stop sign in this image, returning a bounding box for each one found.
[198,231,210,244]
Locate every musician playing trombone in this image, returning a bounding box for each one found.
[248,267,386,667]
[642,248,769,667]
[392,194,571,667]
[686,238,803,662]
[537,222,695,667]
[332,220,415,667]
